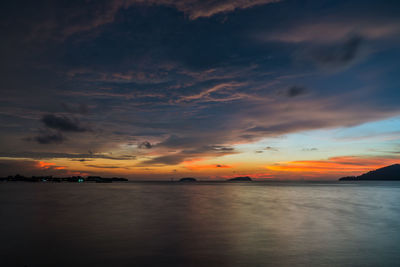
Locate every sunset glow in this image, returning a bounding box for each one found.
[0,0,399,180]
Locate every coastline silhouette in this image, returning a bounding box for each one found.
[339,164,400,181]
[0,175,257,183]
[0,175,128,183]
[227,176,252,182]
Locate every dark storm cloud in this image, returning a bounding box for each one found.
[35,132,65,144]
[41,114,87,132]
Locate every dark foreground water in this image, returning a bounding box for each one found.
[1,182,400,267]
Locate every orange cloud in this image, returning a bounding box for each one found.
[54,166,66,170]
[37,161,67,171]
[267,156,400,175]
[185,164,232,171]
[181,158,206,165]
[38,161,56,169]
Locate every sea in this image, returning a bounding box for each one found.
[1,181,400,267]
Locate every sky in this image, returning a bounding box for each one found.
[0,0,400,180]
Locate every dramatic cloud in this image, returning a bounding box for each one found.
[34,132,65,144]
[1,0,400,178]
[41,114,88,132]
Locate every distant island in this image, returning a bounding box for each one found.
[339,164,400,181]
[227,176,252,182]
[179,177,197,182]
[0,175,128,183]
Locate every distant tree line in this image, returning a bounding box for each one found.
[0,174,128,183]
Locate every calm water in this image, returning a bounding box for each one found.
[1,182,400,267]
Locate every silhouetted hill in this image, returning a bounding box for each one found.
[227,176,252,182]
[339,164,400,181]
[179,177,197,182]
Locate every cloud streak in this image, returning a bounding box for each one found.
[27,0,282,40]
[266,20,400,44]
[267,156,400,176]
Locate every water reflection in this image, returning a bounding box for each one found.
[0,182,400,266]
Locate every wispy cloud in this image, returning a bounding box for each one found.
[152,0,282,20]
[266,156,400,176]
[265,20,400,43]
[28,0,282,40]
[184,164,232,170]
[177,82,247,103]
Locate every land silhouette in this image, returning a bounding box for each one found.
[0,175,256,183]
[4,166,400,183]
[0,175,128,183]
[179,177,197,182]
[227,176,252,182]
[339,164,400,181]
